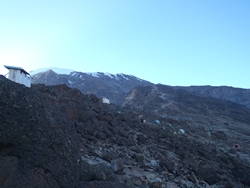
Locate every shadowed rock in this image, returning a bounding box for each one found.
[1,75,250,187]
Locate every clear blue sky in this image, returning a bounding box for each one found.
[0,0,249,88]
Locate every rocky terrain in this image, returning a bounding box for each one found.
[175,85,250,109]
[1,76,250,188]
[122,84,250,123]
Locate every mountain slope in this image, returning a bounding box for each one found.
[121,84,250,186]
[31,68,250,110]
[122,84,250,124]
[1,76,250,187]
[175,85,250,109]
[31,68,153,103]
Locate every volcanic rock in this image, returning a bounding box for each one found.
[1,75,250,187]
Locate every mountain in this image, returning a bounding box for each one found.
[122,83,250,133]
[175,85,250,109]
[122,84,250,124]
[1,75,250,187]
[30,67,75,75]
[30,68,250,110]
[31,68,153,104]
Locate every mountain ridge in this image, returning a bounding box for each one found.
[122,84,250,124]
[174,85,250,109]
[31,68,154,104]
[31,68,250,109]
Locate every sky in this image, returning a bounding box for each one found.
[0,0,249,88]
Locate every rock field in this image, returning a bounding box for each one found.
[0,76,250,188]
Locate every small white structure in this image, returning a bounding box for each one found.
[102,97,110,104]
[4,65,31,87]
[179,129,185,134]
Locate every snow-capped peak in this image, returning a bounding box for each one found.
[30,67,142,82]
[30,67,74,75]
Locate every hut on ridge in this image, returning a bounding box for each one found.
[4,65,31,87]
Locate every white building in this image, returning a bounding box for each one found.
[102,97,110,104]
[4,65,31,87]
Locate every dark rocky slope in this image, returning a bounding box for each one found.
[0,76,89,187]
[1,76,250,187]
[175,85,250,109]
[122,84,250,124]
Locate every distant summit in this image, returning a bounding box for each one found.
[30,67,75,75]
[31,68,153,104]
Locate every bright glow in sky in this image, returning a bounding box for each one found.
[0,0,249,88]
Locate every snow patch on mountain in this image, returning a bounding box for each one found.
[104,72,115,79]
[79,75,84,80]
[68,80,75,84]
[86,72,100,77]
[30,67,74,75]
[120,74,129,80]
[70,72,77,77]
[31,67,144,84]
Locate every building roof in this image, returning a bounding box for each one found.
[4,65,30,75]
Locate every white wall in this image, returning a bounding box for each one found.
[7,69,31,87]
[102,98,110,104]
